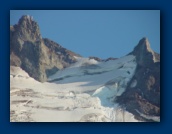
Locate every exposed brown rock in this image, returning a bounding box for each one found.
[117,37,160,121]
[10,15,80,82]
[89,56,118,62]
[104,57,118,62]
[89,56,102,62]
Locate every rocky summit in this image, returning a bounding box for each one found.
[10,15,80,82]
[117,38,160,121]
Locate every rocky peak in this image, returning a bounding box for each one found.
[10,15,80,82]
[15,15,41,42]
[134,37,153,53]
[117,37,160,121]
[18,15,34,25]
[132,37,159,67]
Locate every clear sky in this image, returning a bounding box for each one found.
[10,10,160,59]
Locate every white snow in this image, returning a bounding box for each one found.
[135,110,160,122]
[10,55,140,122]
[130,79,137,88]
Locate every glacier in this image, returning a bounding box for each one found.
[10,55,140,122]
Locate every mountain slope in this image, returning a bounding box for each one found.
[10,38,160,122]
[10,54,139,122]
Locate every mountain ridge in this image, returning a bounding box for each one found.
[10,15,121,82]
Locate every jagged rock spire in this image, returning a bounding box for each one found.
[16,15,41,41]
[132,37,159,67]
[133,37,153,54]
[10,15,80,82]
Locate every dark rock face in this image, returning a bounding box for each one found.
[89,56,118,62]
[103,57,118,62]
[117,38,160,121]
[89,56,102,62]
[10,15,80,82]
[132,37,160,67]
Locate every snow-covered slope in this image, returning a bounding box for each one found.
[10,55,139,122]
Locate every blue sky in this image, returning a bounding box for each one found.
[10,10,160,59]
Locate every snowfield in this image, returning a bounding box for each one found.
[10,55,140,122]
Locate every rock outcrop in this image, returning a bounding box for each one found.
[89,56,118,62]
[10,15,80,82]
[117,38,160,121]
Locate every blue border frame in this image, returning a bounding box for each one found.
[1,0,171,134]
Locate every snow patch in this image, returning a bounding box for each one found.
[135,110,160,122]
[130,79,137,88]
